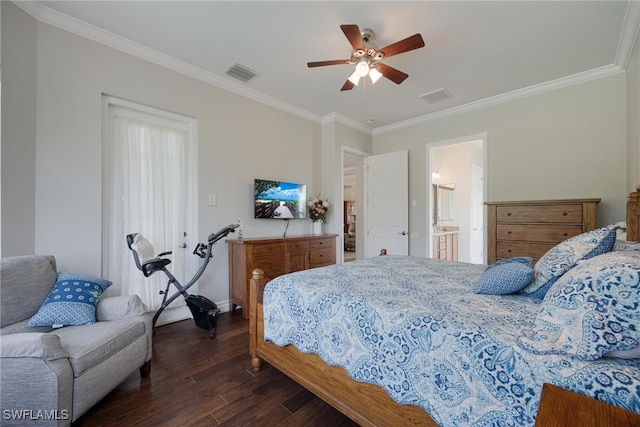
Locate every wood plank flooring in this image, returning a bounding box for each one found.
[73,311,358,426]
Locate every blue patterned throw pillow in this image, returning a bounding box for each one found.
[518,250,640,360]
[28,272,112,328]
[520,225,618,299]
[475,257,534,295]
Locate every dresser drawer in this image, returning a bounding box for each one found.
[286,240,309,251]
[252,254,286,278]
[496,241,554,260]
[309,248,335,267]
[310,238,334,250]
[496,224,583,243]
[252,242,285,255]
[496,205,583,223]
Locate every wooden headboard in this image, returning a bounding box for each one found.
[628,185,640,242]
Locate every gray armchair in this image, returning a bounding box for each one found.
[0,255,152,426]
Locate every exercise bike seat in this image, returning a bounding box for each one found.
[126,233,173,277]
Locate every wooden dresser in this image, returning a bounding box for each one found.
[227,234,337,319]
[485,198,600,264]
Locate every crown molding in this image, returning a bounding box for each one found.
[374,1,639,136]
[616,0,640,70]
[373,64,625,136]
[321,113,373,135]
[13,0,639,138]
[12,0,321,124]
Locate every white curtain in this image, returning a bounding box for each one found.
[107,108,189,311]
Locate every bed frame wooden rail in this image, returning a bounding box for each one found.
[248,187,640,427]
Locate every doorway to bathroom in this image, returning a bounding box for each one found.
[429,135,485,264]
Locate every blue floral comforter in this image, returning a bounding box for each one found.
[263,256,640,426]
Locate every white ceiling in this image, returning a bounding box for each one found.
[18,1,640,132]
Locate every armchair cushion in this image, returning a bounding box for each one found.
[0,332,68,360]
[53,319,146,376]
[28,272,112,328]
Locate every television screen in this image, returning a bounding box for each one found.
[254,179,307,219]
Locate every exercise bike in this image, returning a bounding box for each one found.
[127,224,239,338]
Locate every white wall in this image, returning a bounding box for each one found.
[374,74,629,258]
[2,3,322,308]
[1,3,38,256]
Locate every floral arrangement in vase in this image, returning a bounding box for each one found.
[307,195,329,223]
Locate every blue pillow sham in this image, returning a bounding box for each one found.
[520,225,618,299]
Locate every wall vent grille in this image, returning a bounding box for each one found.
[420,88,453,103]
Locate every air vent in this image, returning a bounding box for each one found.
[420,88,453,104]
[225,63,259,83]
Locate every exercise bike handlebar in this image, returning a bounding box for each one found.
[193,224,239,259]
[208,224,240,245]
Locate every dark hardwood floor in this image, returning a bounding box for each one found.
[73,311,358,426]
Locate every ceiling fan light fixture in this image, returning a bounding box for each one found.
[348,69,361,86]
[355,58,370,77]
[369,67,383,84]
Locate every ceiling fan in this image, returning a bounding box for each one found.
[307,24,425,91]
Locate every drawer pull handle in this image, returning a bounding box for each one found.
[506,212,512,216]
[563,232,568,237]
[562,211,568,216]
[507,231,512,235]
[507,249,512,253]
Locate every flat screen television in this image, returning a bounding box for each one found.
[254,179,307,219]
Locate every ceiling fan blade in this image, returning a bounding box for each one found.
[378,33,425,58]
[340,24,365,51]
[307,59,351,68]
[378,63,409,85]
[341,80,355,91]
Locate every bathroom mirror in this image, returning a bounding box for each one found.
[434,184,455,222]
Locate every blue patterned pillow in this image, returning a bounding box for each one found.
[475,257,534,295]
[520,225,618,299]
[518,251,640,360]
[28,272,112,328]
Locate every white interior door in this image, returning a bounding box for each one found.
[365,151,409,257]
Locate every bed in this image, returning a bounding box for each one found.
[249,186,640,426]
